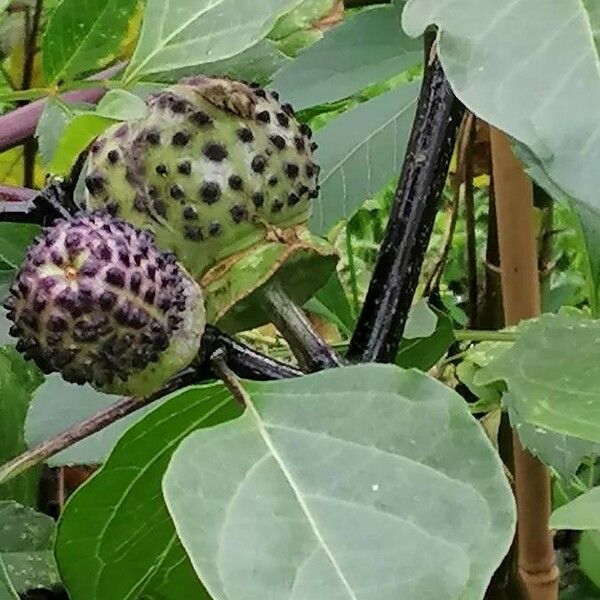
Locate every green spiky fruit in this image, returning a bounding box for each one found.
[3,212,205,396]
[84,76,337,332]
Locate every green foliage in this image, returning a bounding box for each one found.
[313,81,419,233]
[123,0,304,83]
[163,365,515,600]
[403,0,600,241]
[0,501,59,594]
[55,385,240,600]
[272,6,422,110]
[477,314,600,443]
[42,0,139,84]
[0,348,44,506]
[3,0,600,596]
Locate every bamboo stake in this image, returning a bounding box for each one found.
[490,127,558,600]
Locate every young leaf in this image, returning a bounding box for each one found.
[49,113,114,175]
[396,309,454,371]
[476,313,600,443]
[402,0,600,234]
[55,385,240,600]
[164,364,515,600]
[0,348,44,507]
[550,486,600,530]
[272,6,422,110]
[0,223,40,269]
[305,273,355,336]
[123,0,304,84]
[43,0,139,84]
[95,89,148,120]
[0,501,59,594]
[313,81,419,233]
[36,98,74,166]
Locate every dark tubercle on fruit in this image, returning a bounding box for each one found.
[3,212,199,391]
[203,142,228,162]
[200,181,221,204]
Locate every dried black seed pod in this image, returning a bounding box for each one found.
[4,212,205,395]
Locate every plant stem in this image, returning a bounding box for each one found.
[344,0,390,6]
[490,127,558,600]
[347,44,464,362]
[0,396,145,485]
[0,63,124,152]
[463,115,478,327]
[0,330,301,485]
[210,351,248,408]
[260,281,344,372]
[345,227,360,318]
[453,329,517,343]
[198,325,302,380]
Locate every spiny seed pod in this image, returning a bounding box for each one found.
[85,76,320,275]
[3,211,205,395]
[84,76,337,332]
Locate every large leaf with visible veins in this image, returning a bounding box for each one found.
[164,364,515,600]
[123,0,303,83]
[402,0,600,221]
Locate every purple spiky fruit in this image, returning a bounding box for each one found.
[3,211,205,395]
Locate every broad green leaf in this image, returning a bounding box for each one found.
[123,0,304,84]
[579,531,600,591]
[402,0,600,231]
[268,0,338,57]
[0,501,59,594]
[551,487,600,530]
[272,6,422,110]
[36,98,74,166]
[55,385,240,600]
[404,299,437,339]
[50,113,114,175]
[0,223,40,269]
[164,364,515,600]
[0,348,44,506]
[516,143,600,317]
[25,375,164,467]
[476,313,600,443]
[312,81,419,233]
[305,272,354,336]
[396,309,454,371]
[507,400,599,481]
[95,89,148,121]
[43,0,139,83]
[156,39,290,85]
[0,564,18,600]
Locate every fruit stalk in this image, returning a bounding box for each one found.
[260,281,343,372]
[347,43,464,362]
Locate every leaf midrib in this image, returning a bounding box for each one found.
[243,389,358,600]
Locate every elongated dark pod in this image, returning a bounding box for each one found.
[347,46,464,363]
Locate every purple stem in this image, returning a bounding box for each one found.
[0,63,125,152]
[0,185,37,203]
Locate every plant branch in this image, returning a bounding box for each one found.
[490,127,558,600]
[347,43,464,362]
[0,327,301,484]
[453,329,517,343]
[0,63,124,153]
[463,115,478,327]
[344,0,390,7]
[260,282,344,372]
